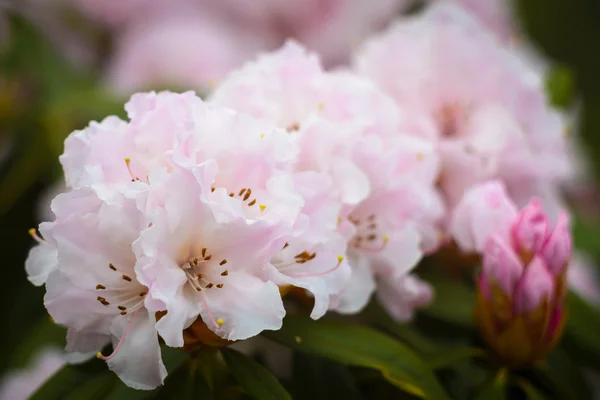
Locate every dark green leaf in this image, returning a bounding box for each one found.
[515,379,550,400]
[29,358,118,400]
[420,276,476,328]
[263,316,449,399]
[545,65,575,109]
[424,346,486,370]
[155,356,213,399]
[475,370,508,400]
[292,352,361,400]
[222,348,292,400]
[563,291,600,371]
[9,316,65,369]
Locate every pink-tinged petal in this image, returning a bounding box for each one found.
[106,310,167,391]
[66,328,110,356]
[514,256,554,314]
[330,158,371,205]
[201,272,285,341]
[511,198,549,255]
[449,180,518,252]
[331,253,376,314]
[376,274,433,322]
[482,235,524,297]
[44,272,115,334]
[541,212,572,276]
[370,224,423,279]
[25,242,57,286]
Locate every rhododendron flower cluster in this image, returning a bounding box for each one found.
[23,0,580,391]
[451,181,571,366]
[26,42,440,388]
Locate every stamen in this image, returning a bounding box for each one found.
[97,296,110,306]
[229,192,234,197]
[243,189,252,201]
[118,306,127,311]
[219,259,227,266]
[122,275,132,282]
[216,284,224,288]
[124,158,139,182]
[109,264,117,271]
[211,187,215,192]
[199,290,220,329]
[286,122,300,132]
[221,270,229,276]
[239,188,246,196]
[248,199,257,206]
[139,291,147,297]
[354,235,389,253]
[206,283,214,289]
[204,255,212,261]
[283,242,289,249]
[28,228,46,244]
[201,248,207,257]
[97,308,141,361]
[287,255,345,278]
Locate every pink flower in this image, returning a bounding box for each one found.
[107,13,270,96]
[354,2,573,215]
[212,41,442,318]
[376,274,433,322]
[28,189,167,390]
[0,347,66,400]
[454,180,572,366]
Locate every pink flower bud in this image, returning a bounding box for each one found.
[511,198,549,257]
[513,256,554,314]
[541,212,572,276]
[482,235,524,297]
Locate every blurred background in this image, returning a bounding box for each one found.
[1,0,600,398]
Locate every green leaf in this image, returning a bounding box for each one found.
[563,291,600,371]
[420,276,476,328]
[572,215,600,260]
[292,352,361,400]
[263,316,449,399]
[516,379,549,400]
[545,65,575,109]
[534,349,592,399]
[475,370,508,400]
[222,348,292,400]
[29,358,118,400]
[363,301,437,356]
[424,347,486,370]
[155,355,214,399]
[9,316,65,369]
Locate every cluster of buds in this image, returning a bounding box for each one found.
[475,199,572,366]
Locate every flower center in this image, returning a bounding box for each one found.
[95,263,147,316]
[436,103,467,138]
[181,247,229,292]
[349,214,389,253]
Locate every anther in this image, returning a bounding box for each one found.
[139,291,147,297]
[118,306,127,311]
[196,287,202,292]
[193,258,198,265]
[206,283,214,289]
[243,189,251,201]
[239,188,246,196]
[221,270,229,276]
[283,242,289,249]
[229,192,234,197]
[109,264,117,271]
[219,259,227,266]
[286,122,300,132]
[248,199,256,206]
[96,285,106,290]
[202,248,207,257]
[216,284,224,288]
[204,255,212,261]
[367,234,377,241]
[122,275,132,282]
[211,187,215,192]
[120,311,127,315]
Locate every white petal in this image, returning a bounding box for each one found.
[25,243,58,286]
